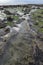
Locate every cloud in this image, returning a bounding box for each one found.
[0,0,43,5]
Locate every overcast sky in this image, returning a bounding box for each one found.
[0,0,43,5]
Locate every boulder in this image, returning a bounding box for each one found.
[0,7,4,10]
[0,22,7,28]
[37,33,43,40]
[0,12,7,28]
[4,10,12,15]
[17,11,24,16]
[16,19,24,24]
[7,16,13,21]
[19,20,30,33]
[0,29,5,36]
[4,26,11,33]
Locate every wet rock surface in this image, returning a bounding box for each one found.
[0,6,43,65]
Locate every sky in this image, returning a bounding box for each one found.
[0,0,43,5]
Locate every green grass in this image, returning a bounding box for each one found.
[17,7,23,12]
[31,9,43,20]
[31,9,43,33]
[38,28,43,33]
[7,22,14,26]
[13,16,19,21]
